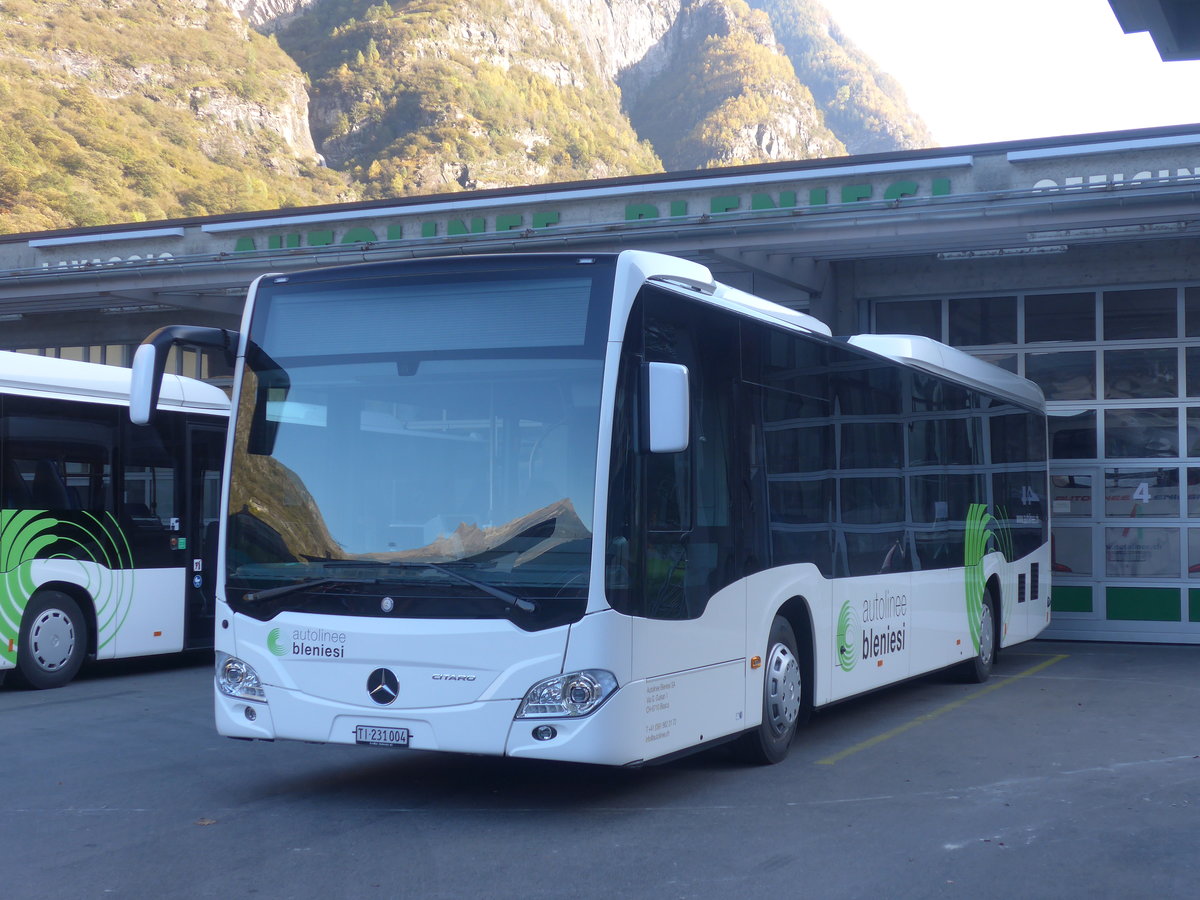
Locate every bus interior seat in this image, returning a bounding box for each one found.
[878,538,908,574]
[2,458,33,508]
[31,459,71,509]
[124,502,168,529]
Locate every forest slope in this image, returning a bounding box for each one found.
[0,0,931,233]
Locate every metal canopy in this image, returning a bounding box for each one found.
[1109,0,1200,60]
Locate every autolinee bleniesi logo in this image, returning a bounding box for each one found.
[838,592,909,672]
[836,601,859,672]
[860,590,908,663]
[267,628,288,657]
[273,627,348,658]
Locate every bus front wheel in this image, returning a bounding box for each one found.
[15,591,87,690]
[735,616,809,765]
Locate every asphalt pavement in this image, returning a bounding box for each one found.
[2,640,1197,899]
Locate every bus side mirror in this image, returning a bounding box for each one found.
[643,362,690,453]
[129,342,164,425]
[130,325,239,425]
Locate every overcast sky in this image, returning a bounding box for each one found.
[816,0,1200,146]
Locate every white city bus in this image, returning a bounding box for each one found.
[0,351,229,688]
[131,251,1049,765]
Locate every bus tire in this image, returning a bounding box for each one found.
[14,591,87,690]
[735,616,808,765]
[958,589,996,684]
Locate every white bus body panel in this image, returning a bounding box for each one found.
[630,581,749,752]
[103,568,189,658]
[737,548,1050,711]
[21,561,187,660]
[506,657,744,764]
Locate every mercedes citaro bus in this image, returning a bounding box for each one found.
[129,251,1049,765]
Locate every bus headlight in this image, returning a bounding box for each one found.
[216,652,266,702]
[516,670,618,718]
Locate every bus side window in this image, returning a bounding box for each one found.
[3,396,116,513]
[123,418,181,528]
[646,452,690,531]
[643,289,737,618]
[642,313,694,619]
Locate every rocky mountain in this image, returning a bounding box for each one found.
[0,0,351,234]
[221,0,321,32]
[751,0,932,153]
[620,0,845,170]
[0,0,931,233]
[272,0,665,197]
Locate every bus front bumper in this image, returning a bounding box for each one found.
[215,677,654,766]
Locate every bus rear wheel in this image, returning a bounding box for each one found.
[958,589,996,684]
[15,591,87,690]
[735,616,809,765]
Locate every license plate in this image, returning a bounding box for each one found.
[354,725,410,748]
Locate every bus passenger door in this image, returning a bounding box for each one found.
[627,289,747,754]
[184,423,225,648]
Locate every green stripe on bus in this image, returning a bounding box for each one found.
[1188,589,1200,623]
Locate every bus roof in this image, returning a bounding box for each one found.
[614,253,1044,411]
[846,333,1045,410]
[615,250,833,337]
[0,350,230,414]
[244,251,1042,411]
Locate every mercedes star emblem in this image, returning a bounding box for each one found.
[367,668,399,705]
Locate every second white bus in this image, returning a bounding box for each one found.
[1,351,229,688]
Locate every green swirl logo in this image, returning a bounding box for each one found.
[964,503,996,655]
[267,628,288,657]
[1,509,135,663]
[836,601,859,672]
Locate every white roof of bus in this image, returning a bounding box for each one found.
[618,250,832,337]
[847,333,1045,410]
[614,252,1043,412]
[0,350,230,414]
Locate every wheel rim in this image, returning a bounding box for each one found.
[978,604,994,667]
[764,642,802,737]
[29,607,76,672]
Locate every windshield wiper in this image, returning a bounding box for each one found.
[301,555,388,567]
[245,576,379,603]
[372,561,536,613]
[283,558,537,613]
[422,562,536,613]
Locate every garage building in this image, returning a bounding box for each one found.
[4,122,1200,643]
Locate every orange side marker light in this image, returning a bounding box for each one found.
[750,656,762,669]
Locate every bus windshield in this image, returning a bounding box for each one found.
[224,260,611,628]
